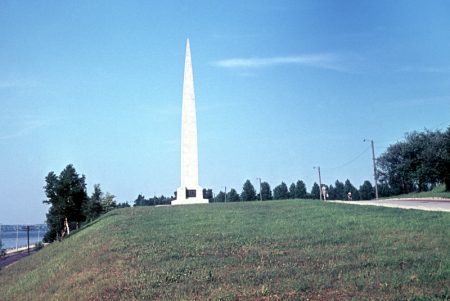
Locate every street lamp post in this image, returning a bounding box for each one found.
[364,139,379,200]
[256,178,263,201]
[313,166,323,200]
[224,186,227,203]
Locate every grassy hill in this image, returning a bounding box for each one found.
[1,200,449,300]
[387,184,450,199]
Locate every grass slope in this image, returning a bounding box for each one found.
[1,200,449,300]
[387,185,450,199]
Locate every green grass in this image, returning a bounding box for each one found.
[1,200,449,300]
[388,185,450,199]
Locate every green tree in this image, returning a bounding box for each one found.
[84,184,104,222]
[289,183,296,199]
[241,180,257,201]
[133,194,147,206]
[333,180,345,200]
[273,182,289,200]
[443,126,450,190]
[148,196,158,206]
[43,164,88,242]
[214,191,226,202]
[377,141,414,195]
[359,180,374,200]
[101,193,117,213]
[295,180,308,199]
[377,128,450,194]
[227,188,241,202]
[311,182,320,199]
[260,181,272,200]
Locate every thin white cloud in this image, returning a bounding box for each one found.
[214,54,347,72]
[0,115,55,140]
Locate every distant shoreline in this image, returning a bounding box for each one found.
[4,244,39,255]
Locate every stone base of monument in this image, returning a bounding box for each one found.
[171,198,209,205]
[172,186,209,205]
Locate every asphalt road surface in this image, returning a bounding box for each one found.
[0,249,35,269]
[331,198,450,212]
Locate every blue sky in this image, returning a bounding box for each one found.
[1,1,449,224]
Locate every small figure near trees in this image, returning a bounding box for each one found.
[347,192,352,201]
[321,186,328,201]
[61,217,70,240]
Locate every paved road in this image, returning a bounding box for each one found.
[0,250,35,269]
[331,198,450,212]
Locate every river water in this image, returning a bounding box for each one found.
[0,225,47,250]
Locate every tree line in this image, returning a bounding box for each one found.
[207,178,376,203]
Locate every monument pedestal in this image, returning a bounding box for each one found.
[172,186,209,205]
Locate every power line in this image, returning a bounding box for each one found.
[432,120,450,131]
[322,146,371,171]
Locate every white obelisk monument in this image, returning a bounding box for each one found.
[172,39,209,205]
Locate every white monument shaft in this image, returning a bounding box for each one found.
[172,39,208,205]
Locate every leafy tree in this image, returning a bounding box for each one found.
[378,182,392,198]
[214,191,226,202]
[377,128,450,194]
[116,202,130,208]
[333,180,346,200]
[133,194,172,206]
[260,181,272,200]
[152,195,172,206]
[295,180,308,199]
[377,141,413,195]
[359,180,374,200]
[148,196,158,206]
[84,184,104,222]
[241,180,257,201]
[273,182,289,200]
[289,183,296,199]
[311,182,320,199]
[134,194,147,206]
[443,126,450,190]
[101,193,117,213]
[227,188,241,202]
[43,164,88,242]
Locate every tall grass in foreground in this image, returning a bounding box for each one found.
[0,200,449,300]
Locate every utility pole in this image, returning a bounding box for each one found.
[256,178,262,201]
[224,186,227,203]
[313,166,323,200]
[27,226,30,255]
[364,139,379,200]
